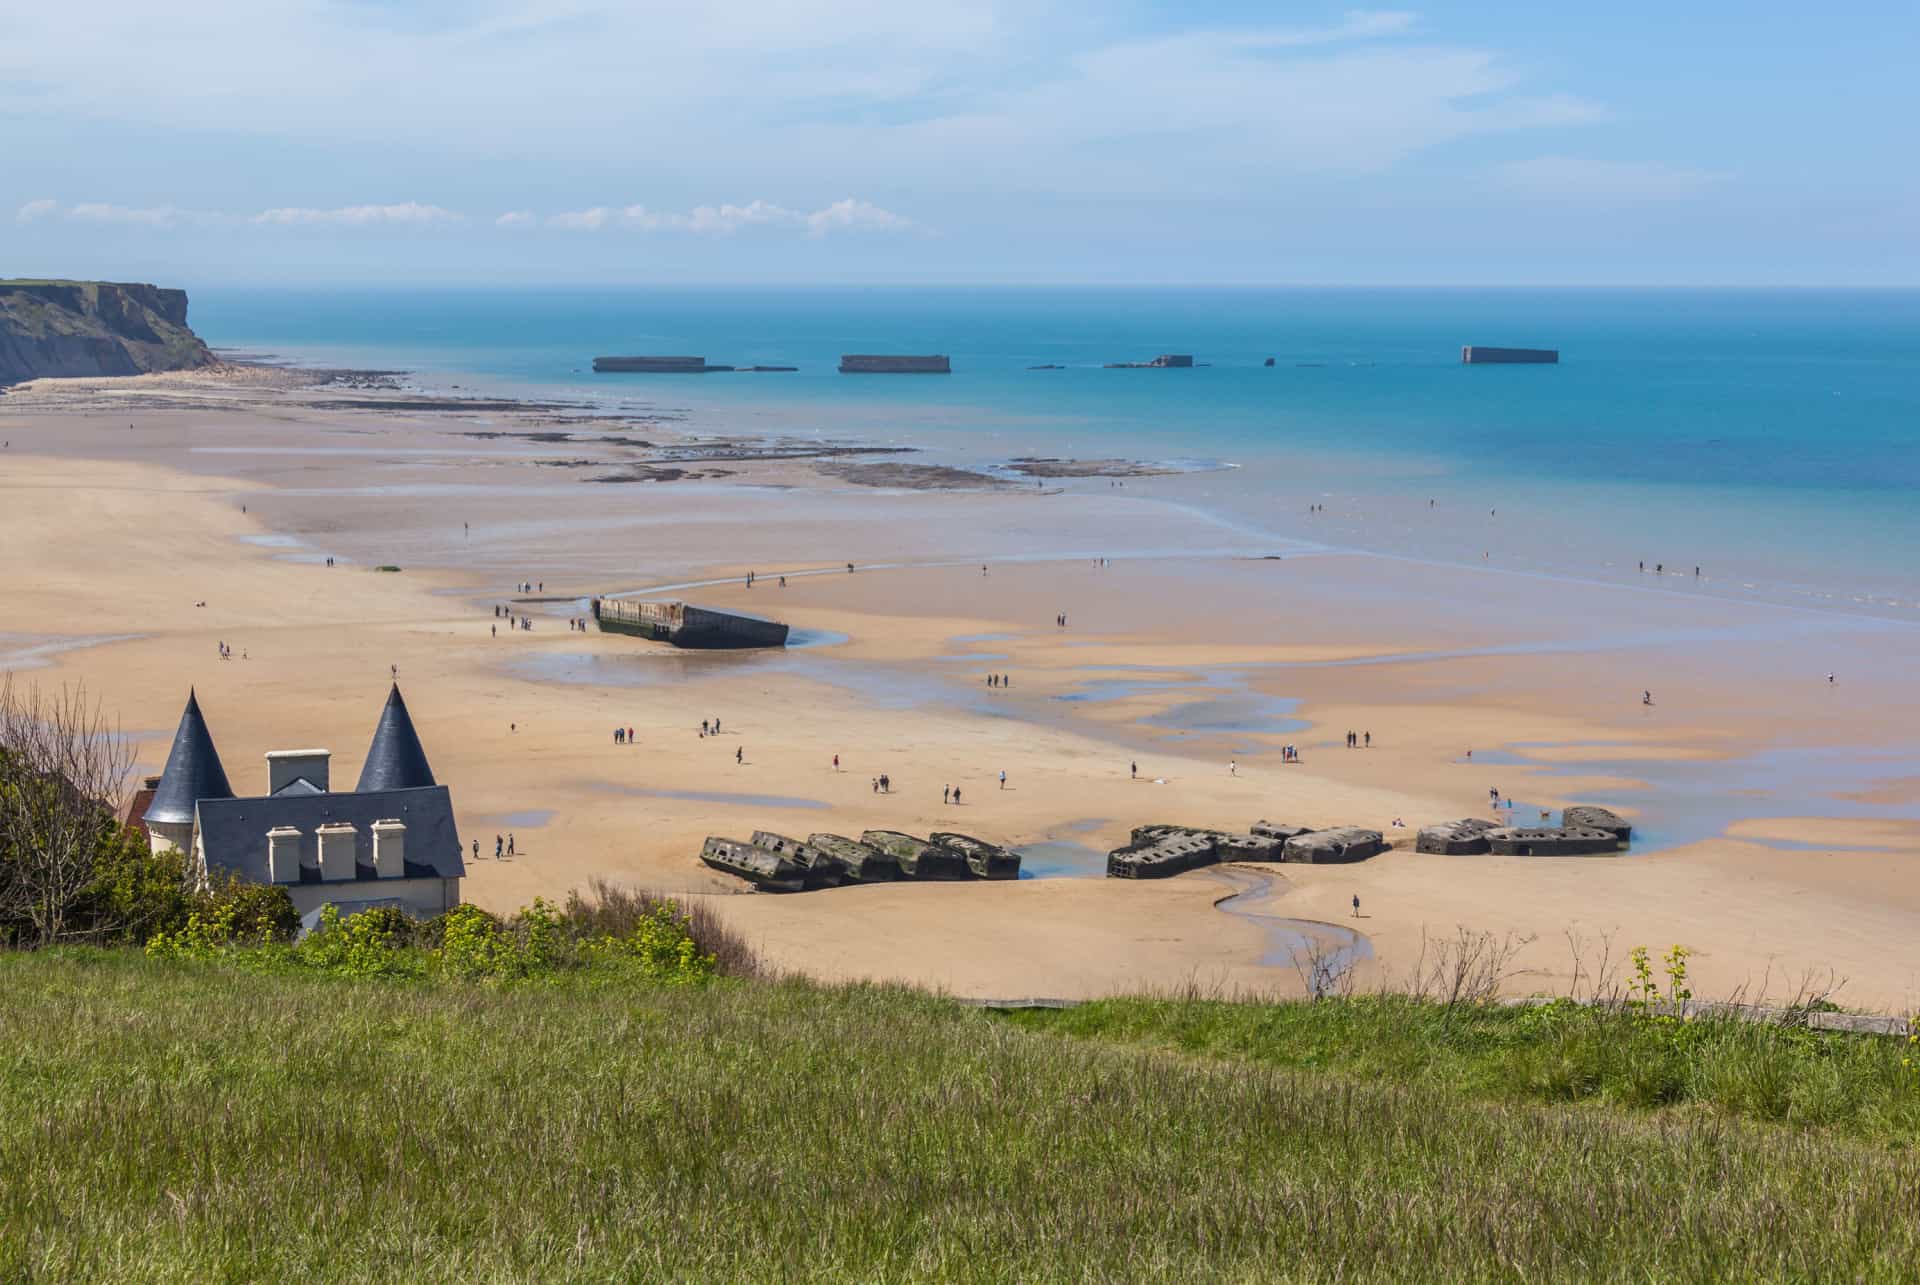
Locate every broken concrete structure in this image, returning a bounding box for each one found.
[1415,818,1500,855]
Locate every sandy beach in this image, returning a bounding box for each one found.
[4,366,1918,1009]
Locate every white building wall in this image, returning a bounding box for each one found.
[285,877,461,922]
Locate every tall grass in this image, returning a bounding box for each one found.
[2,952,1918,1281]
[1007,992,1920,1137]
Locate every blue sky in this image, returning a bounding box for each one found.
[3,3,1914,285]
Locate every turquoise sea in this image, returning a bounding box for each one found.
[195,287,1920,618]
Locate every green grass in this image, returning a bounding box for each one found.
[3,952,1919,1281]
[1006,993,1920,1138]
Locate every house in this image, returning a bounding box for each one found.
[143,685,464,921]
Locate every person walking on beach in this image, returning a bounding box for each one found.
[952,786,962,805]
[1229,759,1237,776]
[1364,731,1371,748]
[507,834,515,857]
[943,785,951,805]
[999,770,1007,790]
[833,754,840,772]
[735,746,743,765]
[1643,690,1653,706]
[1130,761,1138,779]
[1352,894,1360,918]
[472,839,479,862]
[701,719,710,737]
[495,834,503,859]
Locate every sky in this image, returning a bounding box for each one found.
[3,2,1916,286]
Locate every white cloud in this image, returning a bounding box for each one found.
[803,198,913,236]
[1492,156,1732,202]
[68,202,194,227]
[0,3,1611,201]
[543,199,914,235]
[15,198,58,223]
[495,210,536,228]
[251,202,460,226]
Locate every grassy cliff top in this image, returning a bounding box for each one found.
[2,949,1916,1280]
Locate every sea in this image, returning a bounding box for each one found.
[193,286,1920,620]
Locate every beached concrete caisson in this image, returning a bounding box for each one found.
[861,830,973,880]
[1485,826,1622,857]
[593,598,789,649]
[929,832,1022,879]
[1416,818,1500,855]
[1561,806,1633,848]
[1282,827,1387,864]
[806,833,902,882]
[700,836,810,892]
[701,829,1020,890]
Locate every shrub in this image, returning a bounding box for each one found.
[296,904,423,978]
[564,877,764,978]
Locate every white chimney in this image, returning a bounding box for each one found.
[316,822,358,881]
[266,826,303,883]
[267,749,330,794]
[372,819,406,878]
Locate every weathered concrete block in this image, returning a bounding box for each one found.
[1282,827,1387,864]
[1485,826,1620,856]
[1561,806,1632,847]
[1416,818,1498,855]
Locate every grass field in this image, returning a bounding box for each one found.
[3,951,1919,1281]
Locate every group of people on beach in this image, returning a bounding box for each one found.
[984,673,1012,688]
[471,833,515,860]
[491,604,534,634]
[1344,730,1370,748]
[215,641,246,661]
[612,726,635,744]
[514,581,542,593]
[700,718,723,736]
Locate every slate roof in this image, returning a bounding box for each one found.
[145,690,234,825]
[194,785,465,885]
[356,684,437,793]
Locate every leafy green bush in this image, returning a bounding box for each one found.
[295,904,423,978]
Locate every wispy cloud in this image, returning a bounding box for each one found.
[495,210,537,228]
[1492,156,1732,202]
[251,202,460,226]
[543,198,914,235]
[15,198,58,223]
[69,202,195,227]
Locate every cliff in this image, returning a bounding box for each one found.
[0,280,215,386]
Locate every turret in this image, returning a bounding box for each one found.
[355,684,436,792]
[143,689,233,855]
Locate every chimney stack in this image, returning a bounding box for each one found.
[372,819,406,878]
[267,748,330,794]
[316,822,357,881]
[267,826,303,883]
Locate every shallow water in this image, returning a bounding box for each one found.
[1014,840,1107,879]
[1212,871,1376,974]
[589,783,831,811]
[199,286,1920,620]
[1475,740,1920,854]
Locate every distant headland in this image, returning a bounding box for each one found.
[0,279,214,386]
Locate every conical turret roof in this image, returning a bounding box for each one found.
[356,684,436,793]
[144,689,234,825]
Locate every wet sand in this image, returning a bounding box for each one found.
[4,368,1918,1009]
